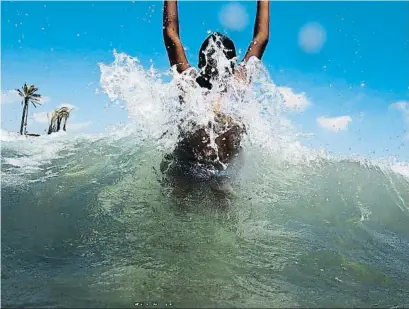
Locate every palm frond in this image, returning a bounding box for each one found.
[30,97,41,102]
[27,87,38,96]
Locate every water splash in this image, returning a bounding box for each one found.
[98,49,320,169]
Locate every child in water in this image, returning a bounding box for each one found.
[161,0,270,190]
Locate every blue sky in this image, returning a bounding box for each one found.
[1,1,408,160]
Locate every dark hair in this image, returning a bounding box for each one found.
[196,32,237,90]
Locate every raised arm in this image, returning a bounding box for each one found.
[163,0,190,73]
[243,0,270,63]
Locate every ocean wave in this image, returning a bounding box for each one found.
[2,51,408,308]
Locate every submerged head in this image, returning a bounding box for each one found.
[196,32,237,90]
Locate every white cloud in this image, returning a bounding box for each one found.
[391,100,409,123]
[317,115,352,132]
[67,121,91,132]
[40,96,51,104]
[32,112,50,124]
[57,103,76,111]
[390,101,409,140]
[1,90,20,104]
[1,90,50,105]
[218,3,249,31]
[278,86,311,112]
[298,22,326,54]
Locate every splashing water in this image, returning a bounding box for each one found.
[2,49,409,308]
[98,49,315,164]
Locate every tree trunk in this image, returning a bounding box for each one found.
[63,118,67,131]
[19,101,28,135]
[24,101,29,135]
[56,116,61,132]
[48,123,53,135]
[48,113,56,134]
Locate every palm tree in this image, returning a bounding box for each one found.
[58,107,71,132]
[16,83,42,135]
[47,106,72,134]
[47,110,58,134]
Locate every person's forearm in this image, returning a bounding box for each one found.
[243,0,270,62]
[253,0,270,42]
[163,0,180,41]
[163,0,190,72]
